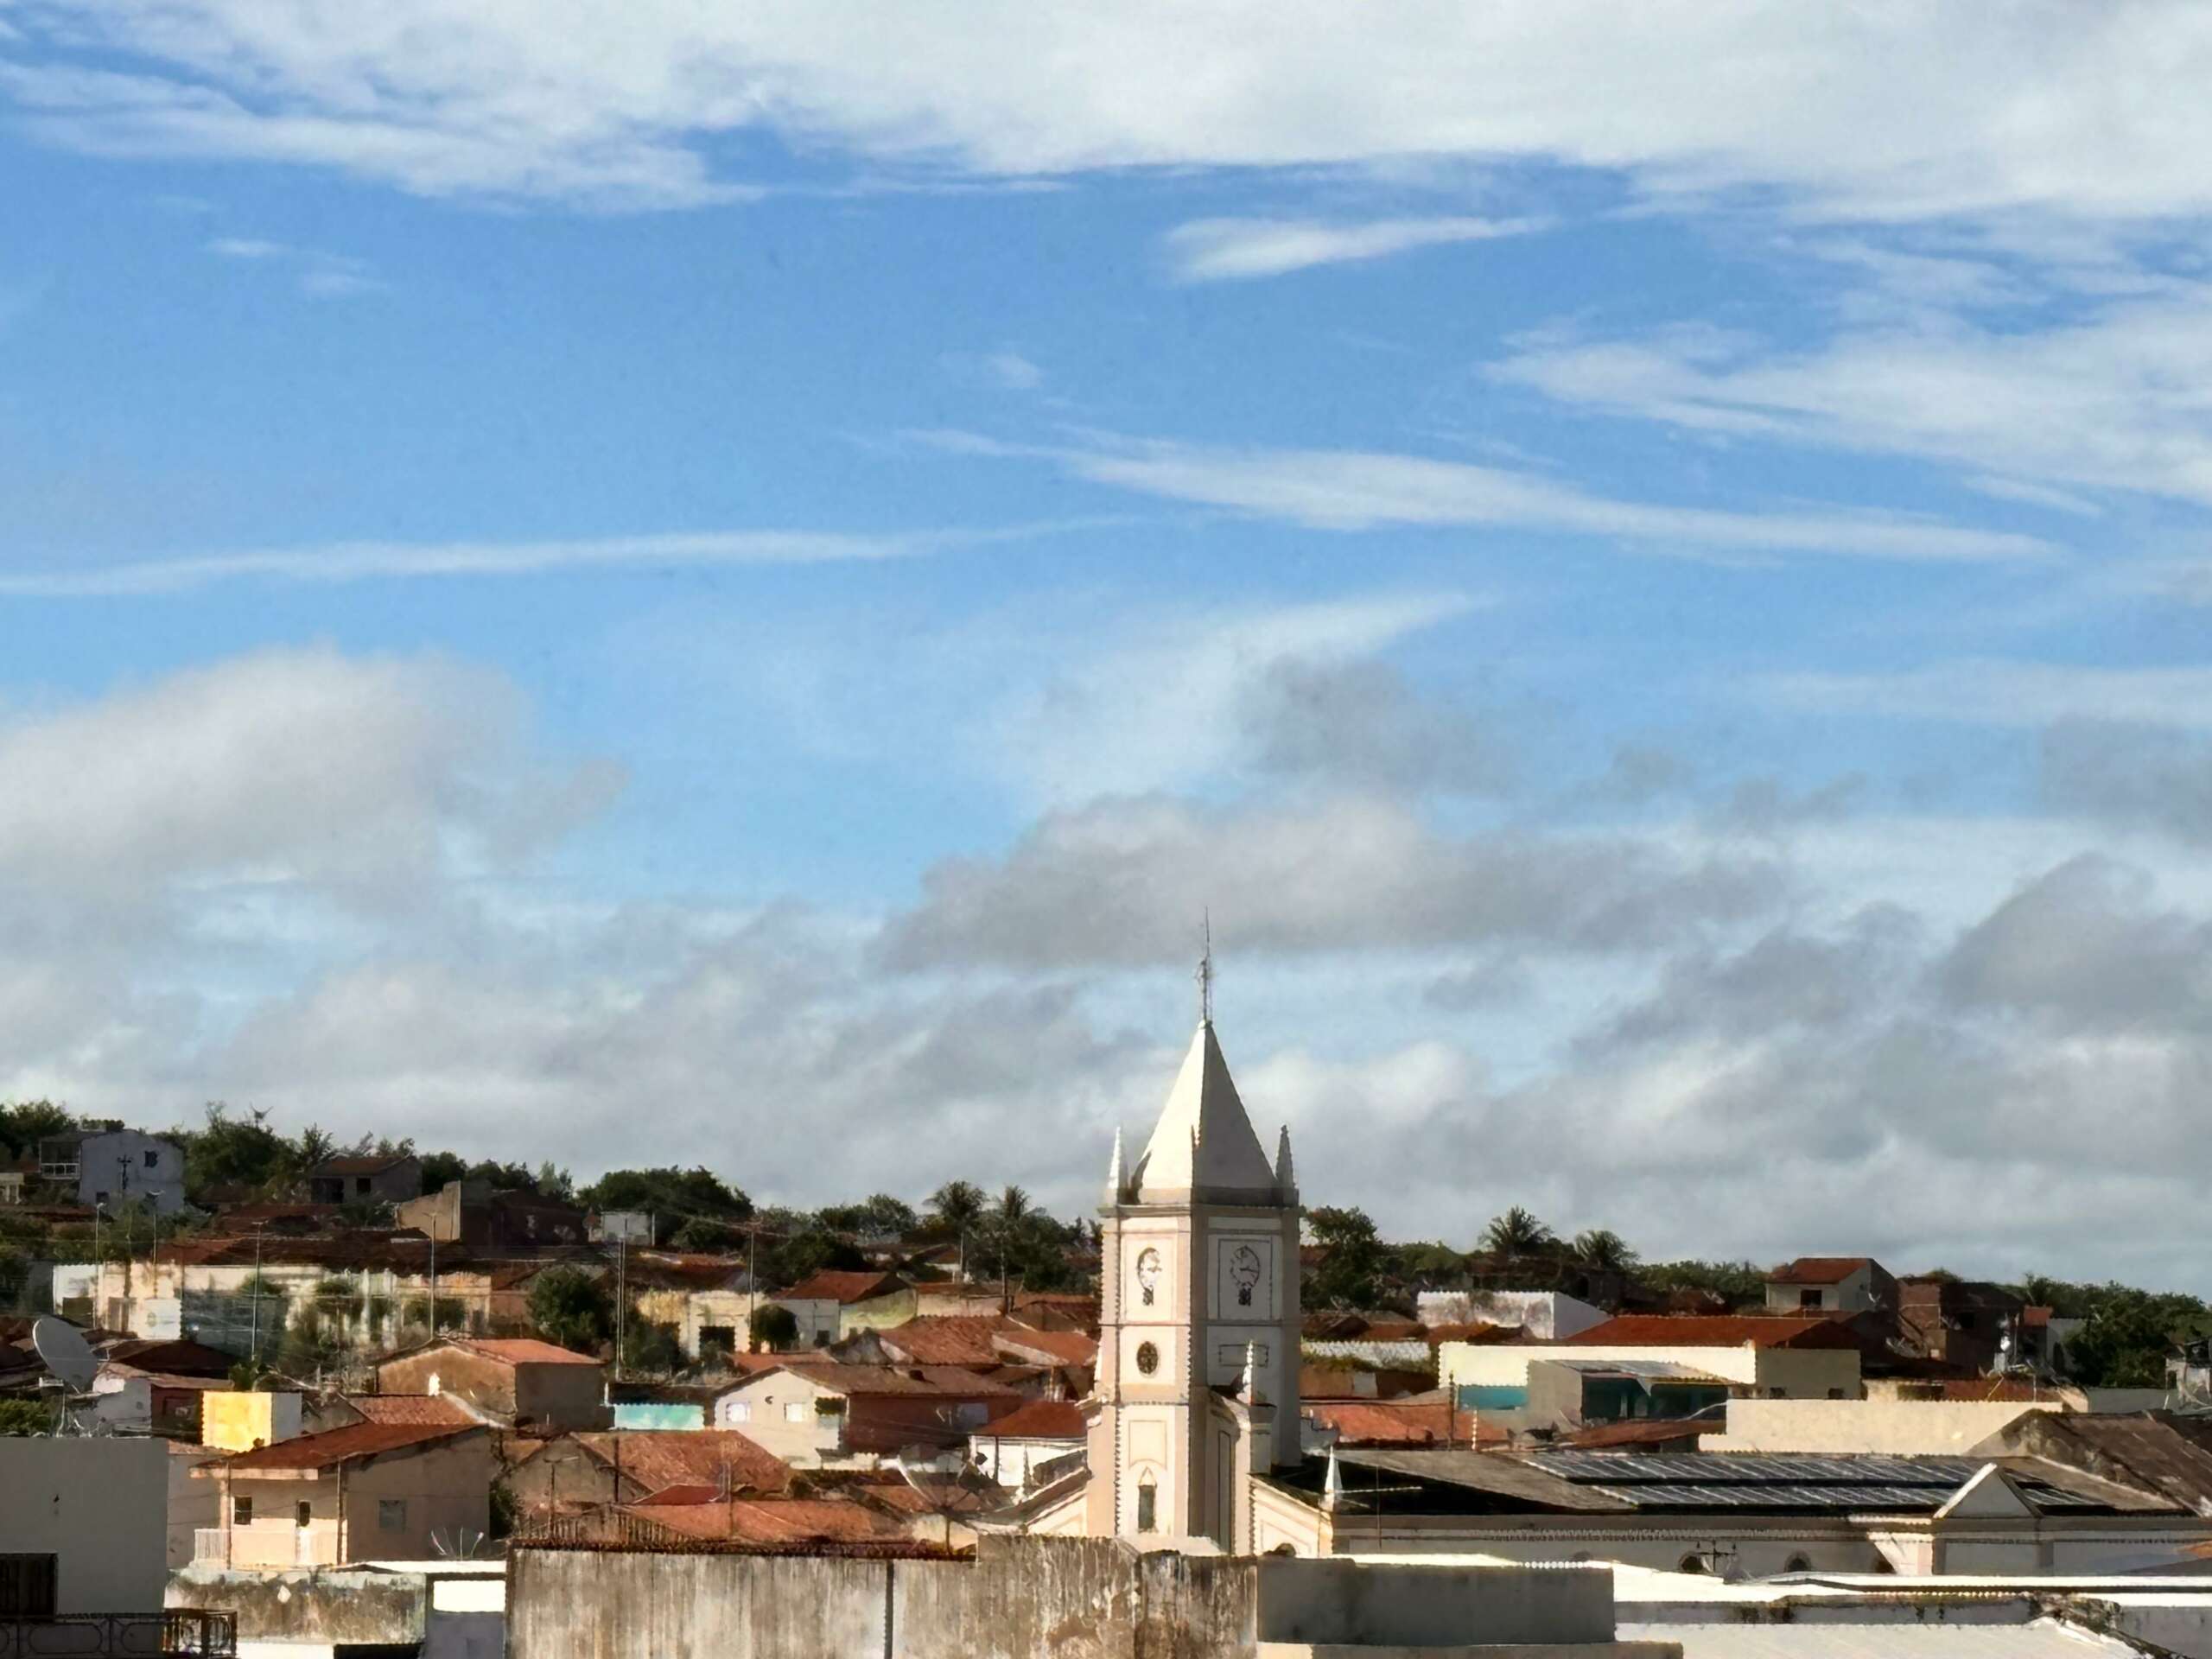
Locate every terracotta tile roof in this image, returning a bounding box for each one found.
[625,1496,912,1545]
[873,1316,1007,1366]
[2021,1306,2055,1328]
[1563,1314,1862,1351]
[450,1338,602,1367]
[995,1327,1097,1368]
[775,1269,909,1306]
[1767,1256,1878,1286]
[1305,1400,1490,1448]
[626,1252,752,1290]
[771,1361,1019,1398]
[213,1420,481,1472]
[348,1394,478,1426]
[973,1399,1086,1440]
[1564,1417,1715,1450]
[570,1429,793,1497]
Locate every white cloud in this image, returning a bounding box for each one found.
[0,646,614,905]
[12,6,2212,215]
[990,591,1477,804]
[1163,215,1541,283]
[930,431,2054,563]
[1493,289,2212,507]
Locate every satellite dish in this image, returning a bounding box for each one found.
[32,1317,100,1395]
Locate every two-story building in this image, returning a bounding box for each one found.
[38,1124,187,1216]
[1764,1256,1899,1316]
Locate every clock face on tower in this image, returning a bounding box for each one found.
[1211,1235,1277,1319]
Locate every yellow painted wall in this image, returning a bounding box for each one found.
[202,1390,302,1452]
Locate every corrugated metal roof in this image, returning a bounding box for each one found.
[1617,1620,2143,1657]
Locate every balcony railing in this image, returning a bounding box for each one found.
[0,1612,235,1657]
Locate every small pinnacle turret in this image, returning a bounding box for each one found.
[1104,1124,1126,1206]
[1274,1123,1295,1198]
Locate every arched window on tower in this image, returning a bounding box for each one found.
[1136,1478,1158,1533]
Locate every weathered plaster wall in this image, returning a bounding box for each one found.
[0,1437,168,1613]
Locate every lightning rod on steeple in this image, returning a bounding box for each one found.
[1196,909,1214,1027]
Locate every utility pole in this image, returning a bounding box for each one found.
[249,1222,267,1365]
[429,1229,439,1337]
[615,1236,627,1379]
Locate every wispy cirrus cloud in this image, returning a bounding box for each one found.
[1491,286,2212,509]
[1163,215,1544,282]
[919,429,2056,564]
[0,523,1084,597]
[206,233,385,298]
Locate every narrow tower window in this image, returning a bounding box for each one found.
[1136,1478,1157,1532]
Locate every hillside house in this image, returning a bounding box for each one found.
[768,1269,916,1348]
[39,1124,187,1216]
[307,1153,422,1207]
[1440,1314,1864,1416]
[376,1337,609,1432]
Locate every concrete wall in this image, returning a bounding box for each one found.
[507,1537,1651,1659]
[1252,1558,1612,1648]
[1700,1397,2050,1455]
[1416,1292,1606,1342]
[167,1445,222,1570]
[0,1437,169,1613]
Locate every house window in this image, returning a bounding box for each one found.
[232,1497,253,1525]
[356,1177,372,1196]
[785,1402,809,1423]
[144,1150,159,1170]
[296,1502,312,1528]
[723,1401,752,1423]
[0,1554,58,1619]
[1799,1288,1821,1308]
[1136,1479,1157,1533]
[379,1501,408,1531]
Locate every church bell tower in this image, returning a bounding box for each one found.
[1085,948,1303,1550]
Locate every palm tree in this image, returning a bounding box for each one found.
[996,1185,1032,1226]
[1570,1228,1638,1273]
[1481,1205,1557,1261]
[929,1180,986,1231]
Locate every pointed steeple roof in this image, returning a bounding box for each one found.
[1129,1019,1277,1202]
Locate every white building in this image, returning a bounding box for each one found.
[40,1125,188,1216]
[1418,1288,1609,1341]
[0,1437,171,1614]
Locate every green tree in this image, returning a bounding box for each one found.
[1306,1206,1384,1309]
[815,1194,918,1239]
[527,1267,613,1352]
[927,1180,987,1236]
[278,1305,345,1377]
[0,1397,57,1435]
[625,1315,683,1376]
[580,1167,751,1241]
[1480,1206,1557,1261]
[0,1100,73,1159]
[183,1103,290,1198]
[749,1303,799,1352]
[1570,1229,1639,1273]
[418,1151,468,1192]
[1634,1259,1766,1307]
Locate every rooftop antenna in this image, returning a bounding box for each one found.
[32,1316,101,1433]
[1196,911,1214,1027]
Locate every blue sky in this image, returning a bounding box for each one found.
[7,3,2212,1284]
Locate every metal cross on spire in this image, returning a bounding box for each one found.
[1195,910,1214,1026]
